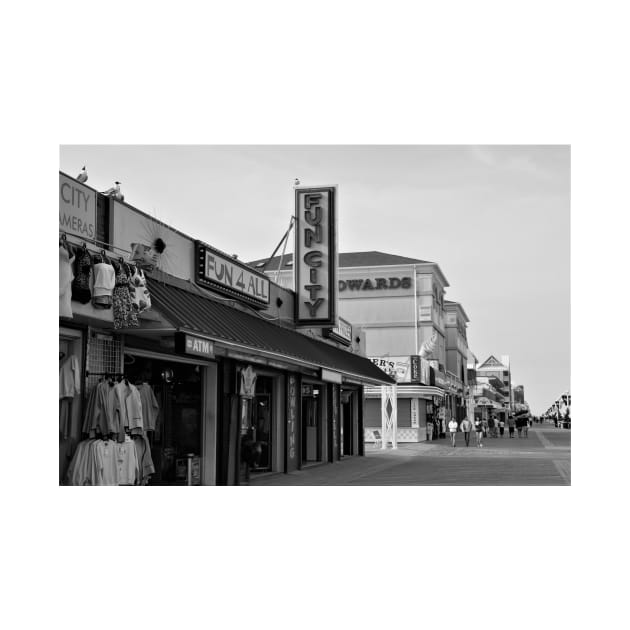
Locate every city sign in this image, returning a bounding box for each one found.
[295,187,337,327]
[59,172,96,239]
[195,240,270,307]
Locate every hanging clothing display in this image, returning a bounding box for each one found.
[114,380,144,433]
[65,437,142,486]
[133,434,156,484]
[136,382,160,432]
[71,247,93,304]
[112,262,139,330]
[59,245,75,318]
[129,266,152,314]
[59,355,80,398]
[82,379,121,439]
[60,354,81,440]
[91,254,116,309]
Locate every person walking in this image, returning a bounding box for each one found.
[499,418,505,437]
[488,416,495,438]
[448,418,458,447]
[474,418,484,448]
[523,417,529,438]
[508,414,515,438]
[461,417,473,447]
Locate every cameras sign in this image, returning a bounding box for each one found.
[59,172,96,239]
[295,186,338,327]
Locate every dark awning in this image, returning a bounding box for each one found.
[146,276,394,386]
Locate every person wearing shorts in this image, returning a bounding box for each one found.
[448,419,458,447]
[508,415,515,437]
[474,419,484,447]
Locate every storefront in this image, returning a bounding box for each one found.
[59,171,393,485]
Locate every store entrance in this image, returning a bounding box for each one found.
[301,384,322,463]
[125,355,202,485]
[341,396,352,457]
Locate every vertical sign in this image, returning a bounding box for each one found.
[59,172,96,239]
[285,374,299,472]
[332,384,339,461]
[295,186,338,327]
[410,398,419,428]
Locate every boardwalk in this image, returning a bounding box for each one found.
[249,423,571,486]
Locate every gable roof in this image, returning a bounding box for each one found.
[248,251,432,271]
[477,355,507,369]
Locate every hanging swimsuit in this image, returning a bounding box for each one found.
[128,265,151,315]
[112,262,139,330]
[71,248,92,304]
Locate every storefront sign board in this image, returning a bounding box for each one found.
[175,332,215,359]
[59,172,96,240]
[294,187,338,327]
[323,317,352,346]
[195,240,270,307]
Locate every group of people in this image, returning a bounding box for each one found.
[447,413,532,448]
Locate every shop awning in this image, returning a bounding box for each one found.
[145,276,395,386]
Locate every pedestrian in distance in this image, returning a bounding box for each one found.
[488,416,496,438]
[482,419,489,438]
[499,418,505,437]
[460,417,473,446]
[516,415,524,438]
[508,414,515,438]
[474,418,484,447]
[448,418,458,447]
[523,417,529,438]
[425,419,433,442]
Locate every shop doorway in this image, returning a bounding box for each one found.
[250,376,273,472]
[340,393,353,457]
[125,355,202,485]
[301,384,322,463]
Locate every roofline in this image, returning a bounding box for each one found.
[444,301,470,323]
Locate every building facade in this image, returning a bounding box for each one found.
[250,251,474,443]
[59,173,394,486]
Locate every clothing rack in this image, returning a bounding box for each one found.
[59,230,132,257]
[85,371,126,379]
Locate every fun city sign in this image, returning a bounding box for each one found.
[294,186,338,327]
[59,172,96,240]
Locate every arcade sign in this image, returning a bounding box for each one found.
[295,187,337,327]
[195,240,270,307]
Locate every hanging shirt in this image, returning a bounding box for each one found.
[92,258,116,308]
[59,355,81,398]
[59,245,75,318]
[94,440,119,486]
[137,383,160,431]
[117,438,139,485]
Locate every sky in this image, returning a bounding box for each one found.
[59,145,570,414]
